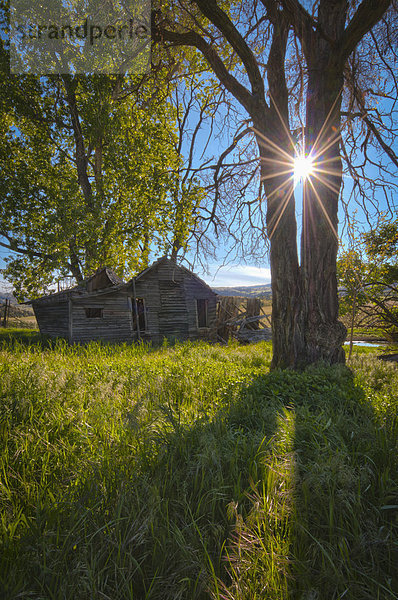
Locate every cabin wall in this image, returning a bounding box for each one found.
[135,260,191,343]
[134,261,187,344]
[132,274,161,345]
[33,259,217,345]
[133,260,217,344]
[183,276,217,341]
[32,301,69,339]
[158,261,189,342]
[71,292,132,343]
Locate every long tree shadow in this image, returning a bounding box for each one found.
[214,363,398,600]
[1,354,398,599]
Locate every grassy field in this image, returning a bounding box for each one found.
[0,331,397,599]
[0,303,37,329]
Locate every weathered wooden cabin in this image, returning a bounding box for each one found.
[30,257,218,344]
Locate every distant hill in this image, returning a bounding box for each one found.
[212,284,272,298]
[0,291,17,304]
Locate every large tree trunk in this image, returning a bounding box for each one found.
[257,70,347,369]
[257,4,349,369]
[256,132,305,369]
[299,37,347,366]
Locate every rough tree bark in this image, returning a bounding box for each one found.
[154,0,393,369]
[296,0,349,367]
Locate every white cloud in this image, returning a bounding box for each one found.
[0,279,12,293]
[201,264,271,288]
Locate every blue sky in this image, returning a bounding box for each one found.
[1,20,396,295]
[201,264,271,287]
[0,256,271,291]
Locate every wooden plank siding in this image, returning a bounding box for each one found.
[183,276,217,341]
[132,258,217,344]
[71,292,132,343]
[133,268,162,345]
[158,280,189,342]
[31,258,218,344]
[33,301,69,339]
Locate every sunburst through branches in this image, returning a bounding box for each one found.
[294,154,314,183]
[252,91,344,241]
[255,130,342,241]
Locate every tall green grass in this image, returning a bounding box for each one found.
[0,335,397,599]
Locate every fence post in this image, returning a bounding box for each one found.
[2,298,10,328]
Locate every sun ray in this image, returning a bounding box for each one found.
[261,177,294,236]
[307,177,339,241]
[313,155,340,177]
[260,169,295,181]
[312,166,342,179]
[260,157,292,167]
[311,172,342,195]
[269,93,297,154]
[268,184,296,239]
[312,133,343,161]
[313,130,342,162]
[312,155,342,168]
[260,172,293,200]
[310,88,344,156]
[253,127,295,163]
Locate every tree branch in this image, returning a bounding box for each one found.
[153,16,259,117]
[266,7,290,132]
[351,84,398,169]
[339,0,392,64]
[277,0,315,53]
[362,113,398,170]
[0,236,60,260]
[194,0,265,99]
[211,126,253,223]
[61,75,94,209]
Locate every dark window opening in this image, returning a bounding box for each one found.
[132,298,147,332]
[85,307,103,318]
[197,299,208,328]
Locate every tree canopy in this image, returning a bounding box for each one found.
[338,218,398,343]
[0,39,200,299]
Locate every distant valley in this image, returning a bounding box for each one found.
[212,284,272,298]
[0,291,17,304]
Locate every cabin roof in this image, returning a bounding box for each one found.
[28,266,125,304]
[28,257,216,304]
[86,266,124,288]
[129,256,217,296]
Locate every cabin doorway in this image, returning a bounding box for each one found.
[132,298,147,336]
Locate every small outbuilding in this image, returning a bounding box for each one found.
[30,257,218,344]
